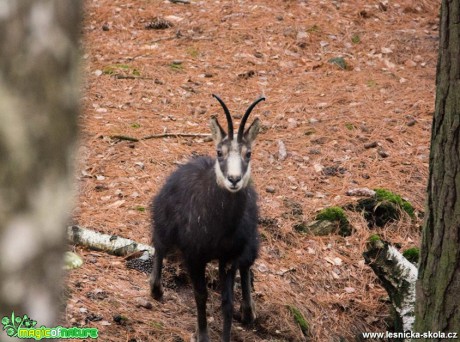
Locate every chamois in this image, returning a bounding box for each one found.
[150,94,265,342]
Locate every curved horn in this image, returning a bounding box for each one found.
[237,96,265,142]
[212,94,234,140]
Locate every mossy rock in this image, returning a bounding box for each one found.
[366,234,385,250]
[315,206,352,236]
[294,220,338,236]
[348,188,415,227]
[402,247,419,264]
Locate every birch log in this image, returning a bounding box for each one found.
[363,238,417,338]
[67,225,154,256]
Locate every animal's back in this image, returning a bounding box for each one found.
[151,156,258,263]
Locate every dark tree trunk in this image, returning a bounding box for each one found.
[414,0,460,335]
[0,0,81,333]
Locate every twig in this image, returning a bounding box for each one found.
[110,135,139,142]
[114,75,154,80]
[141,133,211,140]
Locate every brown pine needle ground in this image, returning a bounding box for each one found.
[64,0,439,340]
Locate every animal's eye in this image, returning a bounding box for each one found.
[246,151,252,159]
[217,150,223,158]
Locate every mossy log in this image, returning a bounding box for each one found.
[363,238,417,337]
[66,225,155,257]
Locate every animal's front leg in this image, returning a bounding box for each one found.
[150,250,164,300]
[189,264,209,342]
[219,260,237,342]
[240,265,256,324]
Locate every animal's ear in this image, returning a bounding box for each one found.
[243,118,260,144]
[210,116,226,144]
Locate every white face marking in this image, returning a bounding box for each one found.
[226,140,243,191]
[227,151,242,179]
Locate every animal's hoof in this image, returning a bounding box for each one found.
[190,332,209,342]
[241,302,256,325]
[150,285,164,301]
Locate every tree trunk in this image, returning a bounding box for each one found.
[0,0,81,335]
[414,0,460,335]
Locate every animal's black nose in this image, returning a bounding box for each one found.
[227,175,241,185]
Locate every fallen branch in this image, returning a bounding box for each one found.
[67,225,154,257]
[363,238,417,338]
[110,133,211,142]
[141,132,211,140]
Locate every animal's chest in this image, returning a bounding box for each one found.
[209,240,242,263]
[193,229,245,262]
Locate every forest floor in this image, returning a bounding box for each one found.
[63,0,440,341]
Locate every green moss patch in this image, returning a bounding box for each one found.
[368,234,381,243]
[103,64,141,77]
[375,188,415,218]
[287,305,309,337]
[169,61,184,71]
[351,33,361,44]
[328,57,348,70]
[402,247,419,264]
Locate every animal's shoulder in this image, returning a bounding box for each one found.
[161,156,215,187]
[184,155,215,171]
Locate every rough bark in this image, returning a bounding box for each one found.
[414,0,460,335]
[0,0,81,334]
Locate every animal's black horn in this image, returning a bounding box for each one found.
[237,96,265,142]
[212,94,233,140]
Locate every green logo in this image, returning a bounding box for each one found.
[1,312,98,340]
[1,312,37,337]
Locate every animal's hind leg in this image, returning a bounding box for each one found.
[150,250,164,300]
[220,261,237,342]
[240,265,256,324]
